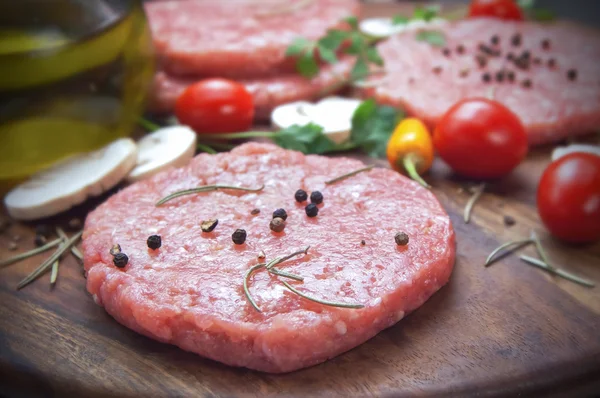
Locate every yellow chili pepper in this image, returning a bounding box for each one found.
[386,118,434,188]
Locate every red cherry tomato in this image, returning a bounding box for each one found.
[537,153,600,244]
[433,98,528,179]
[468,0,524,20]
[175,78,254,134]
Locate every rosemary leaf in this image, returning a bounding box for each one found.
[464,183,486,224]
[56,227,84,262]
[17,231,83,290]
[531,231,555,270]
[484,238,533,267]
[520,255,595,288]
[243,263,265,313]
[268,268,304,282]
[265,247,310,270]
[281,281,364,309]
[0,238,62,268]
[50,260,60,285]
[156,184,265,206]
[325,165,375,185]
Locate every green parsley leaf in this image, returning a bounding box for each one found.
[531,8,555,21]
[350,58,370,82]
[297,52,320,78]
[415,30,446,47]
[318,30,347,52]
[318,45,338,64]
[351,99,404,158]
[516,0,535,10]
[413,5,440,22]
[392,14,409,25]
[345,32,366,55]
[286,37,313,56]
[344,16,359,29]
[366,47,384,67]
[272,123,339,154]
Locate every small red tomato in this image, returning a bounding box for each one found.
[433,98,528,179]
[468,0,524,20]
[537,153,600,243]
[175,78,254,134]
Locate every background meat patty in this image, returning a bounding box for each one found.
[145,0,360,78]
[365,18,600,145]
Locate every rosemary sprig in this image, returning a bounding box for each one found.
[197,143,217,154]
[266,247,310,270]
[520,255,595,288]
[269,268,304,282]
[50,259,60,285]
[17,231,83,290]
[243,263,265,313]
[156,184,265,206]
[531,231,555,271]
[464,183,486,224]
[485,237,533,267]
[0,238,62,268]
[281,281,364,309]
[56,227,83,262]
[325,165,375,185]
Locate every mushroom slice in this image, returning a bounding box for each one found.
[551,144,600,161]
[270,97,362,145]
[127,126,197,182]
[4,138,137,221]
[359,17,447,39]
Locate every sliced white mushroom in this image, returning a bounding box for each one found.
[127,126,197,182]
[359,17,447,39]
[4,138,137,221]
[551,144,600,161]
[270,97,362,144]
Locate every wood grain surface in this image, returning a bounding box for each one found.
[2,2,600,398]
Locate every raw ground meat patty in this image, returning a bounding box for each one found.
[83,143,455,373]
[145,0,360,78]
[149,57,354,118]
[366,18,600,145]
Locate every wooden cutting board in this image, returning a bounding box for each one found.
[1,3,600,398]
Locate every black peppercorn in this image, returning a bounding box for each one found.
[507,71,515,82]
[495,70,505,82]
[232,229,247,245]
[147,235,162,250]
[567,69,577,81]
[361,240,366,246]
[310,191,323,204]
[270,217,286,233]
[541,39,550,50]
[113,252,129,268]
[442,48,451,56]
[522,79,532,88]
[34,234,47,247]
[305,203,319,217]
[482,73,491,83]
[511,33,521,47]
[294,189,308,202]
[272,208,288,221]
[201,219,219,232]
[456,44,465,54]
[109,244,122,256]
[395,232,409,246]
[547,58,556,68]
[250,208,260,215]
[491,35,499,45]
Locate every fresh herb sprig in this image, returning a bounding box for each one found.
[286,16,383,81]
[243,247,364,313]
[517,0,556,21]
[392,5,441,25]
